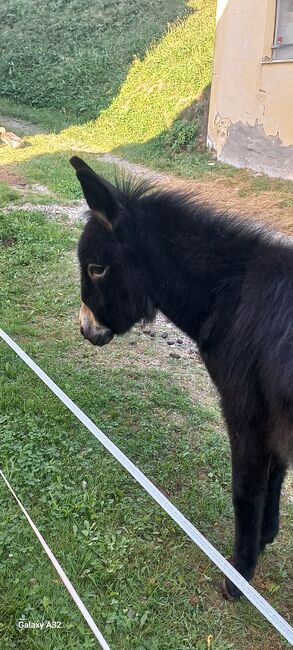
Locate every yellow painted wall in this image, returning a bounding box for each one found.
[208,0,293,179]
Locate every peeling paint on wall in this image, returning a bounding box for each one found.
[207,0,293,181]
[211,113,231,156]
[219,121,293,181]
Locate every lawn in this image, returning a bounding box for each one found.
[0,174,292,650]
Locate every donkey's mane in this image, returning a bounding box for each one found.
[115,169,158,201]
[115,171,287,250]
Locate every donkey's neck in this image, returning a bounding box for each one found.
[136,194,260,344]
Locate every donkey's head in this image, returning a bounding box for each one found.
[71,157,155,346]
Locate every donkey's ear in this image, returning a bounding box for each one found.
[70,156,94,173]
[70,156,119,225]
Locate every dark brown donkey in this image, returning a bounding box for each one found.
[71,155,292,600]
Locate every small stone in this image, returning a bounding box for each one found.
[150,331,156,338]
[167,340,175,346]
[161,333,168,339]
[169,351,180,359]
[2,238,16,247]
[129,340,137,346]
[177,338,183,344]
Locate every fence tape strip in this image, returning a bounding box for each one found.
[0,468,111,650]
[1,327,292,646]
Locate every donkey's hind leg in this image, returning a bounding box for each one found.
[221,432,269,601]
[260,457,287,552]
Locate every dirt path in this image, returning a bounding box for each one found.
[0,115,46,135]
[2,148,292,234]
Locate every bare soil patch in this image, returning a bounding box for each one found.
[0,164,27,189]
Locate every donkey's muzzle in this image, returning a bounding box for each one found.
[79,302,114,346]
[93,328,114,347]
[80,324,113,346]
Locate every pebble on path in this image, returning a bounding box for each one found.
[169,351,180,359]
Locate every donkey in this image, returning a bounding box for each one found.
[70,156,292,600]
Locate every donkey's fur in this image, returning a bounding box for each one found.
[71,156,292,599]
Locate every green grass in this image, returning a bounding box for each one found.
[0,0,218,179]
[0,0,188,125]
[0,181,21,208]
[64,0,216,153]
[115,133,217,178]
[16,147,217,205]
[18,152,117,202]
[236,173,293,199]
[0,179,292,650]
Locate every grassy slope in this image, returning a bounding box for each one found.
[0,0,188,124]
[0,0,219,181]
[0,185,292,650]
[64,1,215,149]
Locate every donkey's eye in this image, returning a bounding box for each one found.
[87,263,108,280]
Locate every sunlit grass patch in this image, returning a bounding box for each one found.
[64,0,216,154]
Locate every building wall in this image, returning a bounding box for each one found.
[207,0,293,180]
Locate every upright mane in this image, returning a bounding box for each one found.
[115,170,284,255]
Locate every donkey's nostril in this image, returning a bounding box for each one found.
[80,326,84,336]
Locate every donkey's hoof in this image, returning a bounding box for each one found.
[219,578,241,601]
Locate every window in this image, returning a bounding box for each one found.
[273,0,293,59]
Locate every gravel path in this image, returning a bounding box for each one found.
[5,199,86,224]
[137,312,199,358]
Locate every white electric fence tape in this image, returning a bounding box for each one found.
[0,469,111,650]
[1,328,293,647]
